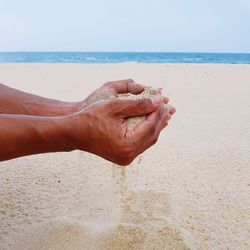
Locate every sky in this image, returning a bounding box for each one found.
[0,0,250,52]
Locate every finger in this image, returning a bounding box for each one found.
[153,104,173,132]
[163,96,169,104]
[111,95,167,117]
[107,79,145,95]
[125,106,163,143]
[127,105,173,152]
[168,104,176,115]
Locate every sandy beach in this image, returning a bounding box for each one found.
[0,63,249,249]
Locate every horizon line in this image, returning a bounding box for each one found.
[0,51,250,54]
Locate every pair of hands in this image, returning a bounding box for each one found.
[66,79,175,166]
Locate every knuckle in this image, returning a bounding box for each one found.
[103,81,113,87]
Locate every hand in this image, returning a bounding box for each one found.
[79,79,147,109]
[64,96,175,166]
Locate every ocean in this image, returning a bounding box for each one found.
[0,52,249,64]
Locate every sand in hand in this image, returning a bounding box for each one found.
[118,85,159,130]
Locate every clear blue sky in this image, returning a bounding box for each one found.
[1,0,250,52]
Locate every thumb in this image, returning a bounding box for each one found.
[113,95,168,117]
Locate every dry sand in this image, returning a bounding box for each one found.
[118,86,158,130]
[0,63,249,249]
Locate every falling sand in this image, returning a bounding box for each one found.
[109,87,190,248]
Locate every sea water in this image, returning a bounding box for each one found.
[0,52,249,64]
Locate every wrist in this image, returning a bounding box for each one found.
[65,101,89,115]
[59,101,81,115]
[33,116,76,153]
[56,111,89,151]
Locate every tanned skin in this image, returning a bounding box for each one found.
[0,79,175,165]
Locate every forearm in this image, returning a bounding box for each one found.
[0,83,82,116]
[0,114,74,161]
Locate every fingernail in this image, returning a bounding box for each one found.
[151,95,164,105]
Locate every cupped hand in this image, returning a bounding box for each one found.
[66,95,176,166]
[79,79,162,109]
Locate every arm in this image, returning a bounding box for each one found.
[0,79,145,116]
[0,96,175,165]
[0,83,81,116]
[0,114,72,161]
